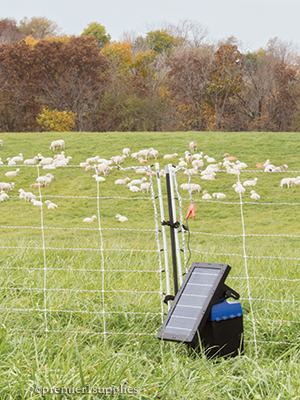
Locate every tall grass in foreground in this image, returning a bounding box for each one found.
[0,131,300,398]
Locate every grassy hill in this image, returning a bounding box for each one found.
[0,131,300,398]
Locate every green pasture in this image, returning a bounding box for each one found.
[0,131,300,399]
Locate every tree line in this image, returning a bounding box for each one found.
[1,17,300,132]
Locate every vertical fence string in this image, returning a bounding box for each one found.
[237,173,257,356]
[37,165,48,332]
[95,168,106,341]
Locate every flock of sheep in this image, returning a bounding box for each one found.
[0,138,298,223]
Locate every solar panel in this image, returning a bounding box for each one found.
[157,261,232,343]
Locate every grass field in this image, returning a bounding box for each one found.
[0,131,300,399]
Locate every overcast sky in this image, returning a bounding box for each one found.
[1,0,299,51]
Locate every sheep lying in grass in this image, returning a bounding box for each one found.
[115,177,130,185]
[213,192,226,199]
[243,178,258,186]
[5,168,20,177]
[83,215,97,223]
[0,191,9,201]
[45,200,58,209]
[116,214,128,222]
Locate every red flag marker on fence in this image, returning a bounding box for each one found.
[186,203,196,219]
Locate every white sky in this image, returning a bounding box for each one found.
[1,0,299,52]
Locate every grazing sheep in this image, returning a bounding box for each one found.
[149,148,159,159]
[123,148,131,157]
[37,173,54,186]
[5,168,20,177]
[83,215,97,223]
[45,200,58,209]
[250,190,260,200]
[213,192,226,199]
[189,141,197,152]
[19,189,36,202]
[243,178,258,187]
[95,163,111,176]
[280,178,293,188]
[137,149,150,159]
[115,177,131,185]
[180,183,201,194]
[50,140,65,151]
[0,182,14,192]
[116,214,128,222]
[111,155,125,165]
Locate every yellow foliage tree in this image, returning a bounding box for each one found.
[24,35,39,48]
[37,108,76,132]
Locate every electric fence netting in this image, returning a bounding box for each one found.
[0,162,300,352]
[0,163,171,338]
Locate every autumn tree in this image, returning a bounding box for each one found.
[0,18,23,45]
[0,36,108,132]
[18,16,61,39]
[81,22,111,48]
[206,44,243,130]
[165,46,213,130]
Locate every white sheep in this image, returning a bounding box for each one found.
[116,214,128,222]
[0,191,9,201]
[0,158,3,165]
[5,168,20,177]
[123,148,130,157]
[192,152,203,160]
[163,153,178,160]
[45,200,58,209]
[243,178,258,187]
[185,151,193,163]
[213,192,226,199]
[204,155,216,163]
[137,149,150,159]
[96,163,111,176]
[180,183,201,194]
[115,177,131,185]
[250,190,260,200]
[149,148,159,159]
[192,159,204,170]
[135,168,148,174]
[39,157,53,166]
[24,157,38,165]
[83,215,97,223]
[178,158,188,167]
[111,155,125,165]
[0,182,14,192]
[189,141,197,152]
[50,140,65,151]
[31,199,43,206]
[54,156,72,167]
[141,182,151,193]
[86,155,100,164]
[184,168,198,176]
[202,190,212,199]
[127,177,147,187]
[7,158,16,166]
[233,161,248,170]
[11,153,23,163]
[0,140,3,148]
[92,175,106,182]
[37,173,54,186]
[129,185,141,192]
[280,178,292,188]
[233,183,246,194]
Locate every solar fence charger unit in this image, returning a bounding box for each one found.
[157,262,243,358]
